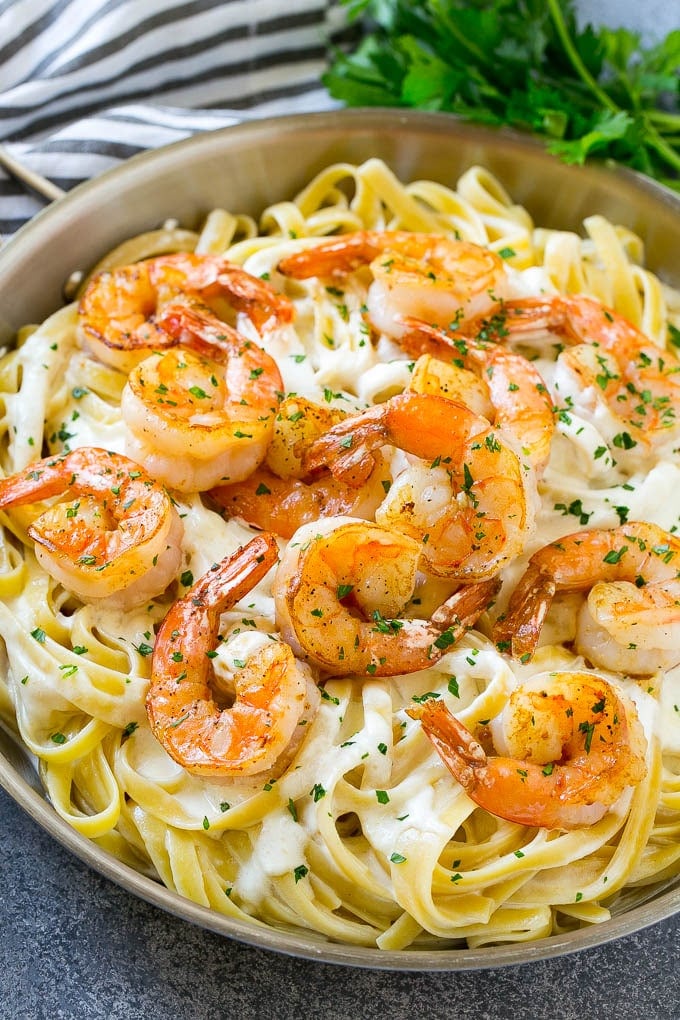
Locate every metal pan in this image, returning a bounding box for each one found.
[1,108,678,969]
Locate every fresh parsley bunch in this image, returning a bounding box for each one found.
[324,0,680,189]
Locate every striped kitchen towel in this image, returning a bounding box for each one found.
[0,0,347,236]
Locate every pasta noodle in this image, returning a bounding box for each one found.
[1,157,680,951]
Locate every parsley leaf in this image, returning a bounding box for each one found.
[325,0,680,188]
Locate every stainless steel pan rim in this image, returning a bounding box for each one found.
[0,107,678,970]
[2,736,678,971]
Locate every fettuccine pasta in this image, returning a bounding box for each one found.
[1,157,680,951]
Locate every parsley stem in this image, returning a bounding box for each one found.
[643,119,680,175]
[647,111,680,132]
[546,0,619,115]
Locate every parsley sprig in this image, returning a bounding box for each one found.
[324,0,680,189]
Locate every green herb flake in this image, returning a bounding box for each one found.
[411,691,440,704]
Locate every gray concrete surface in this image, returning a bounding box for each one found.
[2,785,679,1020]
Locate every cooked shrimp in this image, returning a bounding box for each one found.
[465,295,680,452]
[147,533,318,777]
[278,231,507,340]
[274,516,500,677]
[121,301,283,493]
[209,395,391,538]
[264,394,350,481]
[303,390,538,579]
[408,671,647,830]
[403,321,555,470]
[493,521,680,674]
[210,467,393,541]
[0,447,183,608]
[78,252,294,373]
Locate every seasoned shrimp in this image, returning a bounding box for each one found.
[274,516,500,677]
[0,447,183,608]
[278,231,507,339]
[147,533,318,777]
[465,295,680,453]
[121,301,283,492]
[210,466,391,540]
[210,395,391,538]
[493,521,680,674]
[303,391,538,579]
[403,321,555,470]
[408,671,647,830]
[78,252,294,372]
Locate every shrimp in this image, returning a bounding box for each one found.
[402,320,555,470]
[77,252,294,373]
[147,533,318,777]
[408,671,647,830]
[303,390,538,580]
[274,516,500,677]
[493,521,680,674]
[209,396,391,538]
[0,447,183,608]
[120,301,283,493]
[277,231,507,340]
[464,295,680,454]
[210,467,391,540]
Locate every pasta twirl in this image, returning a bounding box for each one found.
[1,157,680,951]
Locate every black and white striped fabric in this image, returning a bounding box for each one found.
[0,0,346,237]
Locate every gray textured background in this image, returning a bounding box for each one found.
[3,2,680,1017]
[576,0,675,41]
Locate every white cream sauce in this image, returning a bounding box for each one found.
[4,226,680,927]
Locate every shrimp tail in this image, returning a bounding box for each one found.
[433,575,501,635]
[277,233,381,279]
[0,455,69,507]
[176,532,279,620]
[397,326,453,361]
[407,699,486,790]
[210,262,295,331]
[303,408,384,486]
[0,447,142,508]
[400,317,471,360]
[156,297,245,358]
[493,565,556,660]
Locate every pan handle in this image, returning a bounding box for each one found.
[0,143,66,204]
